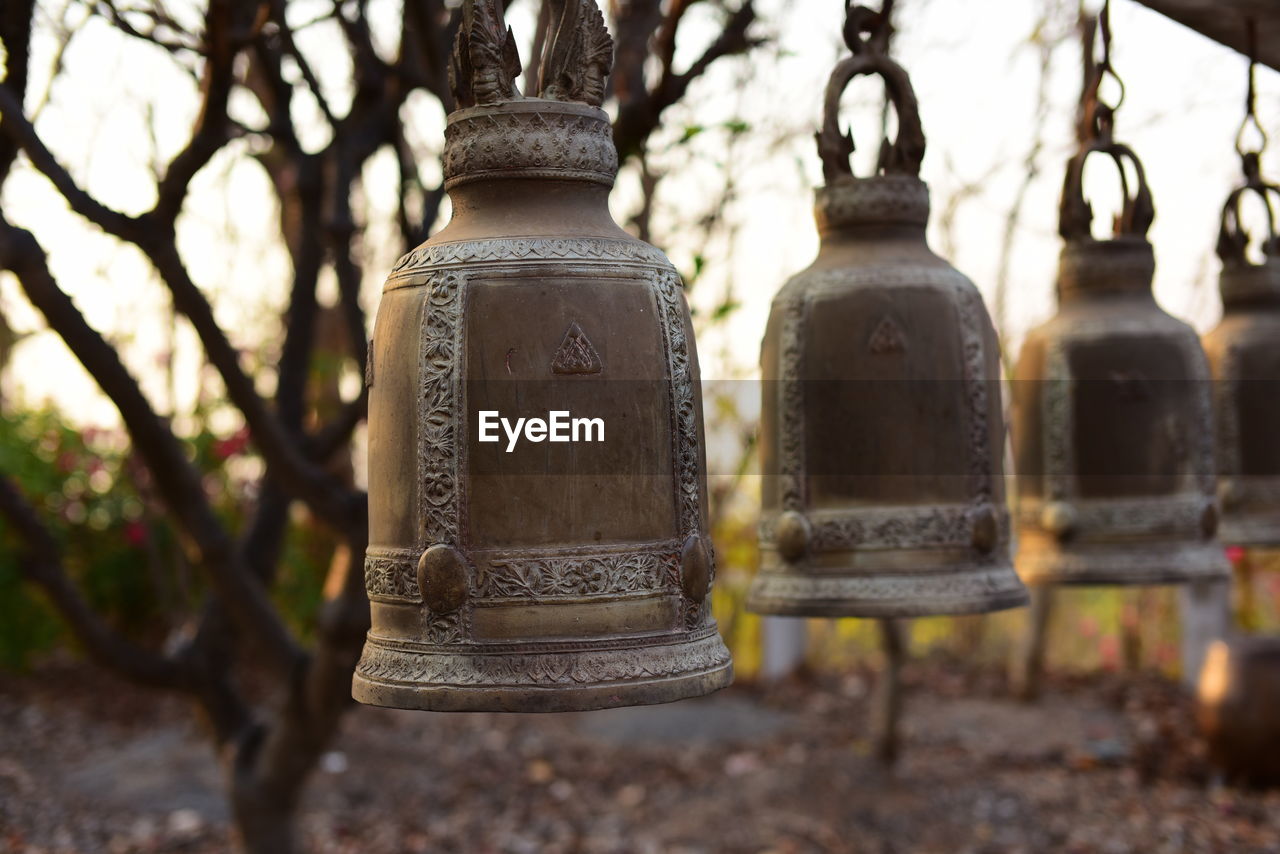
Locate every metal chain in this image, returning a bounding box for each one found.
[843,0,894,56]
[1235,18,1268,181]
[1084,0,1126,142]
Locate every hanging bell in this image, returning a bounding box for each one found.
[353,0,732,712]
[1011,126,1230,586]
[1202,156,1280,547]
[747,10,1028,618]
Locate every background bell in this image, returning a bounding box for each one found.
[352,0,732,712]
[1202,159,1280,547]
[1011,132,1231,586]
[747,29,1028,618]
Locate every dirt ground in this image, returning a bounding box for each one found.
[2,657,1279,854]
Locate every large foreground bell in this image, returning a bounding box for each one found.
[747,17,1028,618]
[353,0,731,712]
[1202,158,1280,547]
[1012,132,1230,586]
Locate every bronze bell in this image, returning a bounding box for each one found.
[1197,636,1280,787]
[1011,125,1230,586]
[747,13,1028,618]
[353,0,732,712]
[1202,156,1280,547]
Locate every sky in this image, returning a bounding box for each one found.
[2,0,1279,432]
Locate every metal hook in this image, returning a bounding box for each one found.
[1235,18,1269,162]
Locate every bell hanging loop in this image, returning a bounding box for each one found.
[818,2,924,184]
[1216,178,1280,268]
[1058,139,1155,242]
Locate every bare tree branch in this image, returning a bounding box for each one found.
[0,215,304,673]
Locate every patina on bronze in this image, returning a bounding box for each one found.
[1011,78,1230,586]
[746,6,1028,618]
[1202,151,1280,547]
[353,0,732,712]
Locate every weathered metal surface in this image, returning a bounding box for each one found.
[1197,637,1280,787]
[1011,89,1230,587]
[353,0,731,712]
[1202,156,1280,547]
[747,6,1028,618]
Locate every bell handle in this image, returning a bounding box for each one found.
[817,51,926,183]
[1217,174,1280,266]
[1058,139,1155,241]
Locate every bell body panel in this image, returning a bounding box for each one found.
[749,177,1028,617]
[355,100,731,712]
[1202,262,1280,547]
[1012,240,1231,586]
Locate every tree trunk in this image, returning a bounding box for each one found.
[231,775,302,854]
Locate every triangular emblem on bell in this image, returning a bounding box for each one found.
[1011,98,1230,586]
[1202,152,1280,547]
[746,23,1028,617]
[354,0,731,711]
[551,321,604,374]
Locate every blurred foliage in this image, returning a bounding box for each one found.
[0,404,336,669]
[0,408,163,669]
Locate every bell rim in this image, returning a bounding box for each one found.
[352,664,733,714]
[351,630,733,713]
[744,565,1029,618]
[1016,542,1232,586]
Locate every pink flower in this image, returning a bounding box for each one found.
[123,521,148,546]
[213,426,251,460]
[1098,635,1120,670]
[1225,546,1246,564]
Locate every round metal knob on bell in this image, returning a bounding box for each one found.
[353,0,731,712]
[1202,158,1280,547]
[747,21,1028,618]
[1011,128,1230,586]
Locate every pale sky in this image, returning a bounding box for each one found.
[2,0,1278,436]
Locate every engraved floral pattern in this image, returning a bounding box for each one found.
[418,272,466,547]
[389,237,670,278]
[653,270,703,539]
[474,548,680,599]
[364,548,421,602]
[355,629,731,687]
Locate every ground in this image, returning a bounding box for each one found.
[2,658,1279,853]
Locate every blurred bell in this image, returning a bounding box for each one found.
[1011,120,1230,586]
[1202,156,1280,547]
[353,0,731,712]
[747,8,1028,617]
[1197,637,1280,787]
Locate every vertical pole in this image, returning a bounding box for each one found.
[760,616,808,682]
[872,618,908,767]
[1012,585,1054,700]
[1179,575,1233,689]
